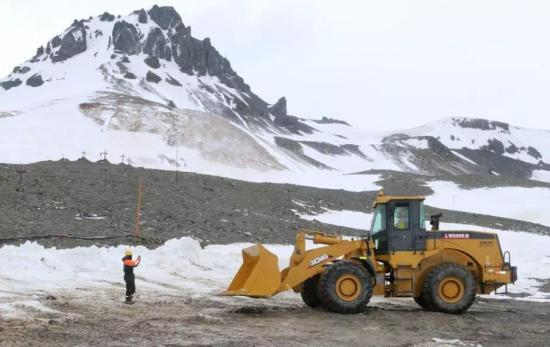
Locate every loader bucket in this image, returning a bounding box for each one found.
[222,244,282,297]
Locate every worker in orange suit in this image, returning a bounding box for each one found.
[122,248,141,303]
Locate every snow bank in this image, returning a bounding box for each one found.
[0,238,292,300]
[428,180,550,227]
[1,215,548,318]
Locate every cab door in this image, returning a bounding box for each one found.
[388,201,426,252]
[389,202,413,251]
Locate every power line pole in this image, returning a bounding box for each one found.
[16,166,26,192]
[175,146,179,182]
[120,154,126,164]
[100,151,108,161]
[134,178,144,241]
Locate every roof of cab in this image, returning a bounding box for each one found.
[372,190,425,208]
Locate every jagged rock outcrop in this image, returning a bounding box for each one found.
[123,72,136,79]
[482,138,505,155]
[35,46,44,58]
[148,5,182,30]
[314,116,350,126]
[100,12,115,22]
[112,21,141,55]
[12,66,30,74]
[51,36,61,48]
[269,97,287,117]
[506,142,518,154]
[26,74,44,87]
[134,9,148,24]
[146,71,161,83]
[144,56,160,69]
[1,79,22,90]
[528,147,542,159]
[170,29,236,79]
[454,118,510,133]
[51,22,87,62]
[143,28,167,59]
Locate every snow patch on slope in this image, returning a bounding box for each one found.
[297,209,373,230]
[531,170,550,183]
[427,181,550,227]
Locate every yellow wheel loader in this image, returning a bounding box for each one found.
[223,192,517,314]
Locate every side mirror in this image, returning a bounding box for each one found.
[364,230,371,241]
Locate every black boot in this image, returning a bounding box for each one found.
[125,295,133,303]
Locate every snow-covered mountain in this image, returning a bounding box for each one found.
[1,5,549,185]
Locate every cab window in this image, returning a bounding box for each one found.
[419,201,426,230]
[370,204,386,235]
[393,205,409,230]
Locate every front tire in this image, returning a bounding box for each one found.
[318,261,373,314]
[422,263,476,314]
[301,275,321,308]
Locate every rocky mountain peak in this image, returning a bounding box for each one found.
[269,97,287,118]
[148,5,183,30]
[0,5,320,135]
[452,117,510,133]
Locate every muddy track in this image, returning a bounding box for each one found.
[1,289,549,346]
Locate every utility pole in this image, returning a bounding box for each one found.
[120,154,126,164]
[134,178,144,240]
[100,151,108,161]
[16,166,26,192]
[175,146,179,182]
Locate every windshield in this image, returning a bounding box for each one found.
[370,204,386,235]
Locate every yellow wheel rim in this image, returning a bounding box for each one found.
[438,276,465,303]
[336,274,362,301]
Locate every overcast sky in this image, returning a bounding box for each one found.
[1,0,549,131]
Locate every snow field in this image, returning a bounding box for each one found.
[427,180,550,227]
[531,169,550,183]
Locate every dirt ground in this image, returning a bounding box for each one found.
[1,289,549,347]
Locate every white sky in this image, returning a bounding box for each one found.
[1,0,550,131]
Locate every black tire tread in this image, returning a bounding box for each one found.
[318,261,373,314]
[413,295,432,311]
[301,275,322,308]
[422,263,476,314]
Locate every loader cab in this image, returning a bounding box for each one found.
[370,192,427,253]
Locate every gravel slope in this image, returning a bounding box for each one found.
[0,160,548,249]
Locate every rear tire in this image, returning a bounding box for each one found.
[422,263,476,314]
[318,261,372,314]
[301,275,321,308]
